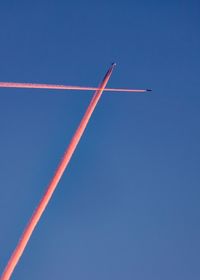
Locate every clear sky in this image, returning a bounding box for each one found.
[0,0,199,279]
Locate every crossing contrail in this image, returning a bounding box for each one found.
[0,63,115,280]
[0,82,151,93]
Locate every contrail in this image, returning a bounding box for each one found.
[0,64,115,280]
[0,82,151,93]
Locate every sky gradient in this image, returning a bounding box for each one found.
[0,1,200,279]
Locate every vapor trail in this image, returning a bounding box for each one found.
[0,64,115,280]
[0,82,150,93]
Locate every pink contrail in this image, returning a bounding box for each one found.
[0,82,150,93]
[0,64,115,280]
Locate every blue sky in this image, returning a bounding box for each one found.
[0,0,200,279]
